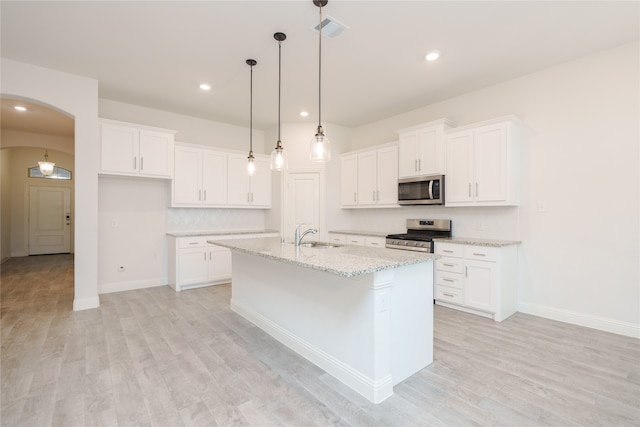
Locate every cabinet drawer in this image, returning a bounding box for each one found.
[464,246,498,262]
[327,234,347,244]
[435,285,464,304]
[435,242,463,258]
[436,256,464,274]
[365,237,385,248]
[345,235,365,246]
[435,270,464,290]
[178,237,207,248]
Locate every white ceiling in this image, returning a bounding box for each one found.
[1,1,638,133]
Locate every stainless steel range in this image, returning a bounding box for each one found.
[386,219,452,253]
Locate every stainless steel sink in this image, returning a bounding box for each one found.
[298,241,341,249]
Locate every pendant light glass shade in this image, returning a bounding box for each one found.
[310,0,330,162]
[246,59,257,176]
[271,32,288,171]
[38,150,55,176]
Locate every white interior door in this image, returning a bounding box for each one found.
[284,173,320,242]
[29,186,71,255]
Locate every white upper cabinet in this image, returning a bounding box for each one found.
[397,119,454,178]
[173,145,227,207]
[100,120,176,178]
[445,116,520,207]
[227,153,271,208]
[340,143,399,208]
[340,154,358,207]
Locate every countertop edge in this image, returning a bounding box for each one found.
[167,229,279,238]
[433,237,521,247]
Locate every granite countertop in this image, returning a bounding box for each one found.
[209,237,439,278]
[433,237,521,247]
[328,230,396,238]
[167,229,279,238]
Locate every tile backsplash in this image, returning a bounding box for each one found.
[167,208,266,232]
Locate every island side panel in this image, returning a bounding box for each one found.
[389,260,434,385]
[229,251,394,403]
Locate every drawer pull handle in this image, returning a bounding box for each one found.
[443,278,455,282]
[442,263,455,267]
[473,253,486,257]
[443,250,454,253]
[443,292,455,298]
[188,242,198,245]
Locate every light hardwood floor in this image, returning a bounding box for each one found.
[2,254,639,426]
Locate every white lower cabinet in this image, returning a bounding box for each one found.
[169,236,232,291]
[169,233,278,291]
[327,233,385,248]
[434,241,517,321]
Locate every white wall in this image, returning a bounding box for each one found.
[0,150,12,262]
[98,176,170,293]
[343,41,639,336]
[1,58,100,311]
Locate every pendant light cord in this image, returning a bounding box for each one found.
[250,62,254,152]
[278,38,282,142]
[318,3,323,128]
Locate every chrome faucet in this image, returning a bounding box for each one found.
[295,225,318,246]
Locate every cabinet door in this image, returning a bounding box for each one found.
[376,146,398,205]
[357,151,377,206]
[465,259,496,312]
[398,131,420,178]
[209,246,232,282]
[101,123,138,174]
[473,123,507,203]
[249,157,271,207]
[179,247,209,286]
[340,155,358,206]
[227,153,251,206]
[445,130,474,204]
[173,147,202,205]
[139,130,174,178]
[202,150,227,206]
[417,126,443,175]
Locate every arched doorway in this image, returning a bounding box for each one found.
[1,98,75,301]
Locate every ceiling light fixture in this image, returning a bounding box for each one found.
[426,51,440,61]
[14,105,27,112]
[310,0,330,162]
[300,111,309,117]
[246,59,257,176]
[38,150,55,176]
[199,83,211,91]
[270,32,287,172]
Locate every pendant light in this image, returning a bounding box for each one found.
[38,150,55,176]
[270,32,288,171]
[309,0,331,162]
[246,59,257,176]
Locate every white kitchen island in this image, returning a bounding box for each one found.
[209,237,439,403]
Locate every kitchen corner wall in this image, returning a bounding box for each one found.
[97,100,269,293]
[342,41,640,337]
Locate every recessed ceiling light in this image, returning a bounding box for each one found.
[199,83,211,91]
[300,111,309,117]
[425,51,440,61]
[14,105,27,112]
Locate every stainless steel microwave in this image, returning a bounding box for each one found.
[398,174,444,205]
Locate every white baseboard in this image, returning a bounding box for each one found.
[231,298,393,404]
[518,302,640,338]
[98,277,167,294]
[73,295,100,311]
